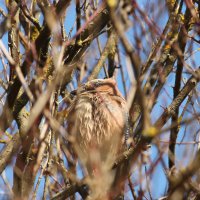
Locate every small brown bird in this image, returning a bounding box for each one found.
[67,78,128,199]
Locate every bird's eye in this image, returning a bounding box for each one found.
[94,80,101,87]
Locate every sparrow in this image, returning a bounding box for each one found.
[67,78,128,199]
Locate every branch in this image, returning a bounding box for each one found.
[88,31,118,80]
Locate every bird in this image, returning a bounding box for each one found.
[67,78,129,199]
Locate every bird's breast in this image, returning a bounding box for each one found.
[70,92,127,146]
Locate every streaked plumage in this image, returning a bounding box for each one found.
[67,78,128,199]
